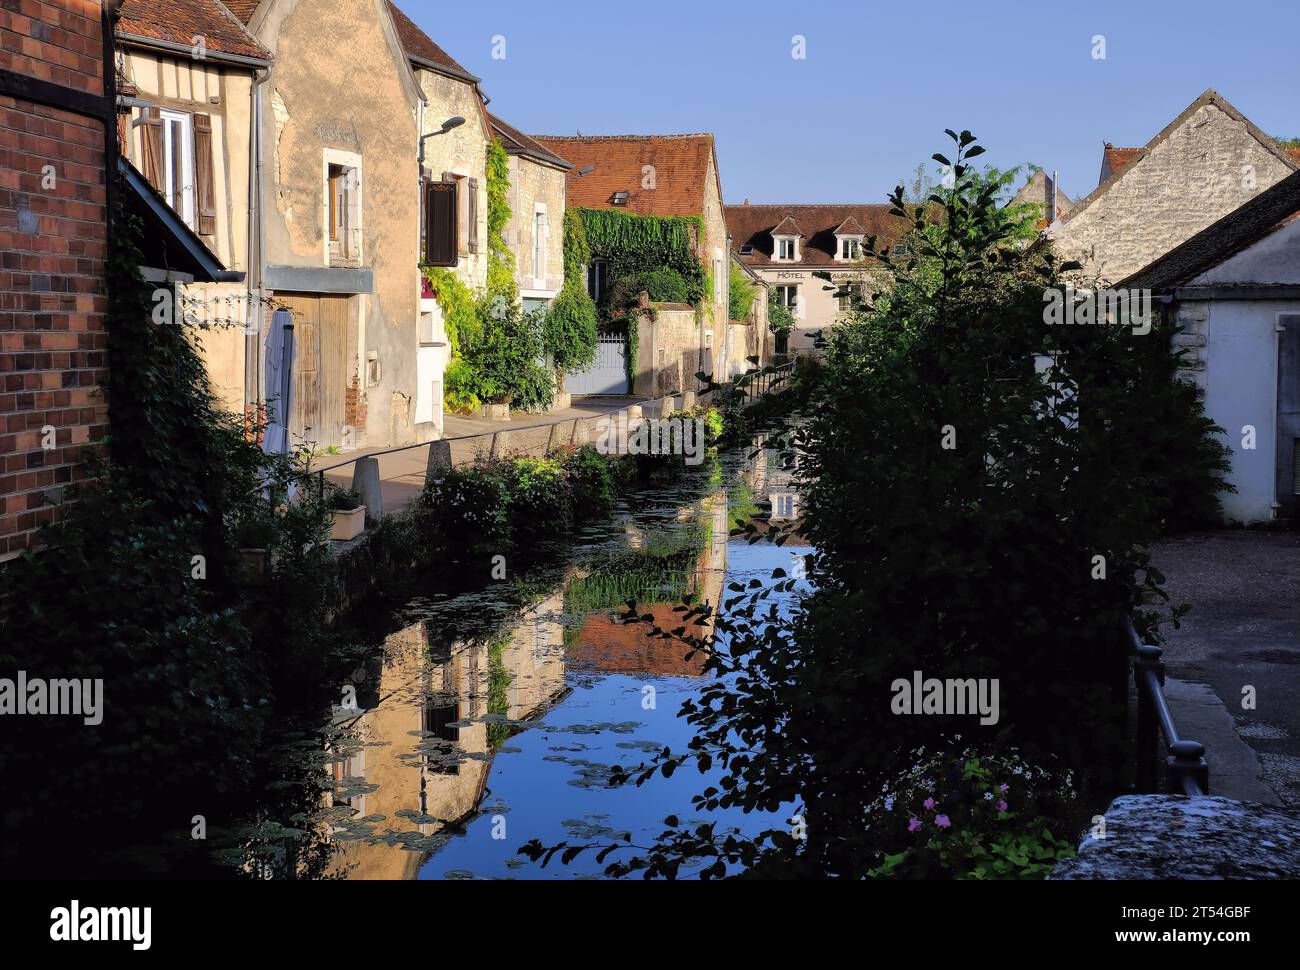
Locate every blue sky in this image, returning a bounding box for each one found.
[397,0,1300,206]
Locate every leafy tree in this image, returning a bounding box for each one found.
[522,130,1228,879]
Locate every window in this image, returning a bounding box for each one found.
[837,282,864,312]
[534,210,547,282]
[465,177,479,254]
[423,701,462,776]
[892,243,908,256]
[611,191,629,205]
[739,244,754,256]
[423,179,458,267]
[777,238,796,260]
[839,238,860,260]
[325,153,361,264]
[776,284,799,315]
[159,109,194,227]
[587,259,607,301]
[713,258,724,303]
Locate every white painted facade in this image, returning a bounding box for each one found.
[1173,218,1300,523]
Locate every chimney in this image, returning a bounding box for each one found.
[743,198,749,206]
[1047,170,1058,223]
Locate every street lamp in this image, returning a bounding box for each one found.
[569,165,594,179]
[418,115,466,168]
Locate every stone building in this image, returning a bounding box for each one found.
[1124,169,1300,524]
[487,113,571,315]
[1010,169,1074,227]
[530,132,733,395]
[726,203,910,356]
[1049,89,1299,284]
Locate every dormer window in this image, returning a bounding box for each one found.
[837,236,863,261]
[770,216,803,262]
[611,191,630,206]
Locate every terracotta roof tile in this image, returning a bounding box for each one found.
[771,215,803,236]
[385,1,477,81]
[221,0,259,21]
[116,0,269,61]
[530,133,717,218]
[726,204,911,267]
[1099,145,1141,183]
[488,113,571,170]
[833,216,867,235]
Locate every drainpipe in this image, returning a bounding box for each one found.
[246,67,268,408]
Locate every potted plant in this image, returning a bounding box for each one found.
[327,486,367,541]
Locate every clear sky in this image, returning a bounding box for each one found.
[396,0,1300,206]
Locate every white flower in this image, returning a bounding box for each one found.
[983,792,993,800]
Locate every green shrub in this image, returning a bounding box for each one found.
[729,265,758,321]
[555,444,615,519]
[544,286,599,376]
[670,404,724,445]
[421,465,511,561]
[864,747,1078,880]
[499,455,572,546]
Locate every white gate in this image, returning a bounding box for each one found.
[565,334,628,395]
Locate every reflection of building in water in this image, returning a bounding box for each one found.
[321,593,568,879]
[568,493,728,678]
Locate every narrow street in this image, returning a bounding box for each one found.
[1152,531,1300,806]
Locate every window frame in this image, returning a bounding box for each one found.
[158,108,195,228]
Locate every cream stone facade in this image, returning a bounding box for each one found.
[487,114,571,314]
[1049,90,1297,285]
[727,203,909,357]
[248,0,425,448]
[115,45,263,415]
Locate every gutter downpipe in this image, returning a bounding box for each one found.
[246,67,269,411]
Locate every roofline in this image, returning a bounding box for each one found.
[407,52,480,85]
[725,202,906,208]
[119,156,244,283]
[488,118,573,171]
[531,133,716,141]
[1062,89,1299,226]
[116,31,271,69]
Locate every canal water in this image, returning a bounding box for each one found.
[234,441,808,879]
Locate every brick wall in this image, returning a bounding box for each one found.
[0,0,110,560]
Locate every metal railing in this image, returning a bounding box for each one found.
[735,360,796,407]
[1125,615,1209,796]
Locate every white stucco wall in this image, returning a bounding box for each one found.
[1179,220,1300,522]
[1193,299,1293,522]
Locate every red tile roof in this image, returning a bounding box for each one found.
[833,216,867,235]
[116,0,269,61]
[726,204,911,267]
[530,133,718,218]
[771,215,803,236]
[384,0,477,81]
[488,113,571,170]
[1099,145,1141,183]
[221,0,259,21]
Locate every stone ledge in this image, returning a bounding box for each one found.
[1051,794,1300,879]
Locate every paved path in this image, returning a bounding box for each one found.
[309,396,645,515]
[1150,530,1300,806]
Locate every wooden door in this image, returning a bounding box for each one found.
[276,293,350,448]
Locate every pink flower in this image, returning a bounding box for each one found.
[922,798,936,811]
[935,815,951,828]
[996,800,1008,812]
[908,817,922,832]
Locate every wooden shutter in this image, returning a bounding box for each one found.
[424,180,457,267]
[193,113,217,236]
[467,177,479,254]
[138,107,164,193]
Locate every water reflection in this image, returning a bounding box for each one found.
[245,441,805,879]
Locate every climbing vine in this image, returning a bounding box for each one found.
[544,209,599,380]
[485,137,516,302]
